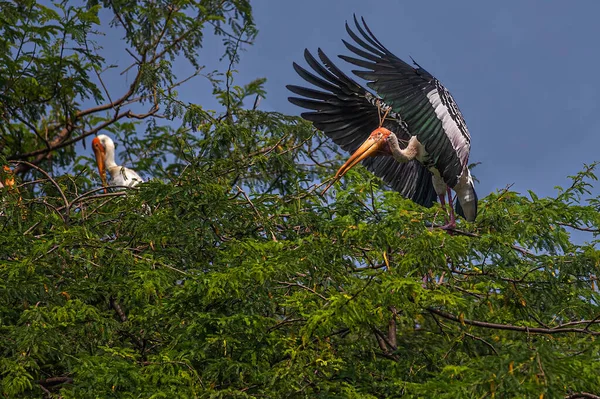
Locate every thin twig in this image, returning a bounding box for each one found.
[463,331,499,355]
[10,160,68,222]
[440,225,536,257]
[276,281,328,301]
[558,222,599,233]
[236,185,277,241]
[38,383,51,396]
[373,326,397,351]
[428,308,600,336]
[584,314,600,331]
[267,317,306,332]
[110,297,128,322]
[130,253,188,275]
[565,393,600,399]
[37,376,74,386]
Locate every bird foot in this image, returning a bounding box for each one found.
[438,221,456,231]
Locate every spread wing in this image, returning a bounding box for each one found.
[287,48,437,207]
[340,15,471,187]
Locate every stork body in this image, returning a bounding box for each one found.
[92,134,143,190]
[287,16,478,226]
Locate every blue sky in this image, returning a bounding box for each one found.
[227,1,600,200]
[96,1,600,201]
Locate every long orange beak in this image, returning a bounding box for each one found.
[92,137,108,192]
[322,127,391,194]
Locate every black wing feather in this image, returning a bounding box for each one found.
[342,15,470,187]
[287,49,437,207]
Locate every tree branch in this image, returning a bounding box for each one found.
[558,222,600,233]
[276,281,328,301]
[110,296,128,322]
[9,160,69,223]
[10,48,148,173]
[463,331,499,355]
[427,308,600,336]
[443,226,536,257]
[37,376,74,386]
[373,326,397,351]
[11,108,142,165]
[565,393,600,399]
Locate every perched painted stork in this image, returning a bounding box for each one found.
[287,16,477,228]
[92,134,143,191]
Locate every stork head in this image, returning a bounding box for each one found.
[337,127,392,174]
[454,170,478,222]
[92,134,113,190]
[323,127,391,193]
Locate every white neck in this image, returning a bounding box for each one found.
[103,141,118,169]
[388,134,421,163]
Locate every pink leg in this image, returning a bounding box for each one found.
[440,187,456,230]
[438,194,448,223]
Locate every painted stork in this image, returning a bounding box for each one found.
[287,16,477,228]
[92,134,143,191]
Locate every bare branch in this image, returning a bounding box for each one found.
[223,21,250,117]
[11,108,144,165]
[427,308,600,336]
[39,382,51,396]
[150,23,199,64]
[85,38,113,106]
[558,222,600,233]
[440,225,536,257]
[208,20,253,45]
[463,331,499,355]
[110,297,128,322]
[149,4,178,55]
[5,107,47,146]
[565,393,600,399]
[37,376,74,386]
[267,317,306,332]
[372,326,397,351]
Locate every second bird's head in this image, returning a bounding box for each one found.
[92,134,115,189]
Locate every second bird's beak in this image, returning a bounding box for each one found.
[92,137,108,192]
[322,128,390,194]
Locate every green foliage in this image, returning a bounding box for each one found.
[2,1,600,398]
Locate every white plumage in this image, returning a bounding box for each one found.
[92,134,143,190]
[287,16,479,228]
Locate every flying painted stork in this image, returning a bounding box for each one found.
[287,16,477,228]
[92,134,143,191]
